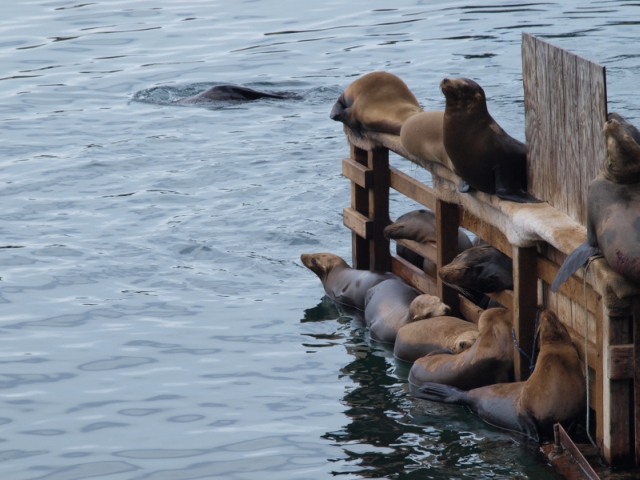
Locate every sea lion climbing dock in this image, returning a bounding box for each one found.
[338,33,640,472]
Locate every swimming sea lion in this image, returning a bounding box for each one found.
[439,245,513,294]
[399,110,455,170]
[552,118,640,291]
[300,252,397,310]
[176,85,288,103]
[330,72,422,137]
[363,279,420,344]
[440,77,540,203]
[394,316,479,362]
[408,308,514,390]
[412,310,585,442]
[384,209,472,277]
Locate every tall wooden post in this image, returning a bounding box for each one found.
[350,144,370,270]
[512,246,538,381]
[436,200,460,317]
[367,148,391,272]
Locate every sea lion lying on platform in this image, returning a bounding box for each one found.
[364,285,449,344]
[552,117,640,291]
[300,252,397,310]
[440,77,540,203]
[330,72,422,137]
[412,310,585,442]
[408,308,514,390]
[439,245,513,295]
[176,85,289,103]
[384,209,472,277]
[400,110,455,170]
[394,316,479,362]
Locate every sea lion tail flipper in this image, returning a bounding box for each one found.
[458,178,473,193]
[410,382,468,405]
[551,241,600,292]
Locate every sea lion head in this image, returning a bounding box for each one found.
[384,209,437,243]
[537,309,572,347]
[300,252,348,282]
[408,294,451,322]
[603,118,640,184]
[477,307,512,336]
[438,245,513,294]
[440,77,488,113]
[452,330,479,353]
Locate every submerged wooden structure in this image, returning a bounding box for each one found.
[339,33,640,469]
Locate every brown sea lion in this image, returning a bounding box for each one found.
[330,72,422,137]
[408,308,514,391]
[438,245,513,295]
[412,310,585,442]
[384,209,472,277]
[399,110,455,170]
[440,77,540,203]
[300,252,397,310]
[175,85,289,103]
[608,112,640,145]
[364,287,450,344]
[394,316,479,363]
[553,118,640,291]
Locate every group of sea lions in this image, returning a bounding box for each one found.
[301,251,586,442]
[330,71,640,292]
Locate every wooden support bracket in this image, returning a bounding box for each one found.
[436,200,461,317]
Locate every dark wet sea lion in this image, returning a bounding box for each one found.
[439,245,513,294]
[408,308,514,390]
[176,85,288,103]
[440,77,540,203]
[363,279,420,344]
[552,118,640,291]
[394,316,478,362]
[399,110,455,170]
[412,310,585,442]
[300,252,397,310]
[385,209,472,277]
[330,71,422,137]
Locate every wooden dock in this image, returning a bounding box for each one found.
[339,33,640,470]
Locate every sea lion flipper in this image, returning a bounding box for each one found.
[410,382,467,405]
[425,347,455,357]
[458,178,473,193]
[551,241,600,292]
[494,166,542,203]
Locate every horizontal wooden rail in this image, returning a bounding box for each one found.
[486,289,515,311]
[389,166,437,211]
[537,255,600,314]
[459,209,512,257]
[342,157,373,189]
[395,238,437,265]
[391,253,437,296]
[343,207,372,239]
[459,296,484,324]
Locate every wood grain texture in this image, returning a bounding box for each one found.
[512,246,538,382]
[437,200,461,317]
[608,344,634,380]
[391,254,437,296]
[389,166,436,211]
[395,238,437,265]
[367,148,391,272]
[458,209,512,257]
[343,207,372,240]
[342,157,373,189]
[350,144,370,269]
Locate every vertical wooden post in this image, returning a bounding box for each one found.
[512,246,538,381]
[602,310,633,467]
[634,300,640,467]
[350,144,369,270]
[436,200,460,317]
[368,147,391,272]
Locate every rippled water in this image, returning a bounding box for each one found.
[1,1,638,478]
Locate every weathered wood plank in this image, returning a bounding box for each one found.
[395,238,437,266]
[459,209,512,257]
[562,49,581,222]
[486,289,514,311]
[459,295,484,325]
[342,157,373,189]
[350,144,370,269]
[343,207,372,240]
[512,246,538,381]
[391,254,437,296]
[367,148,391,272]
[437,200,461,317]
[522,33,540,200]
[389,166,436,211]
[608,344,634,380]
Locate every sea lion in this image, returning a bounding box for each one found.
[384,209,472,277]
[608,112,640,145]
[300,252,397,310]
[552,118,640,291]
[438,245,513,294]
[176,85,288,103]
[440,77,540,203]
[399,110,455,170]
[363,279,420,344]
[412,309,586,442]
[394,316,479,362]
[330,72,422,137]
[408,308,514,390]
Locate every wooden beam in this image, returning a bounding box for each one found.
[512,246,539,382]
[608,344,634,380]
[437,200,460,317]
[486,289,514,311]
[391,254,437,296]
[342,157,373,189]
[368,148,391,272]
[459,209,512,257]
[395,238,437,265]
[459,295,484,325]
[343,207,372,240]
[389,166,436,211]
[350,144,369,270]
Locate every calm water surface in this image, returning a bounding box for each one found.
[0,1,638,478]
